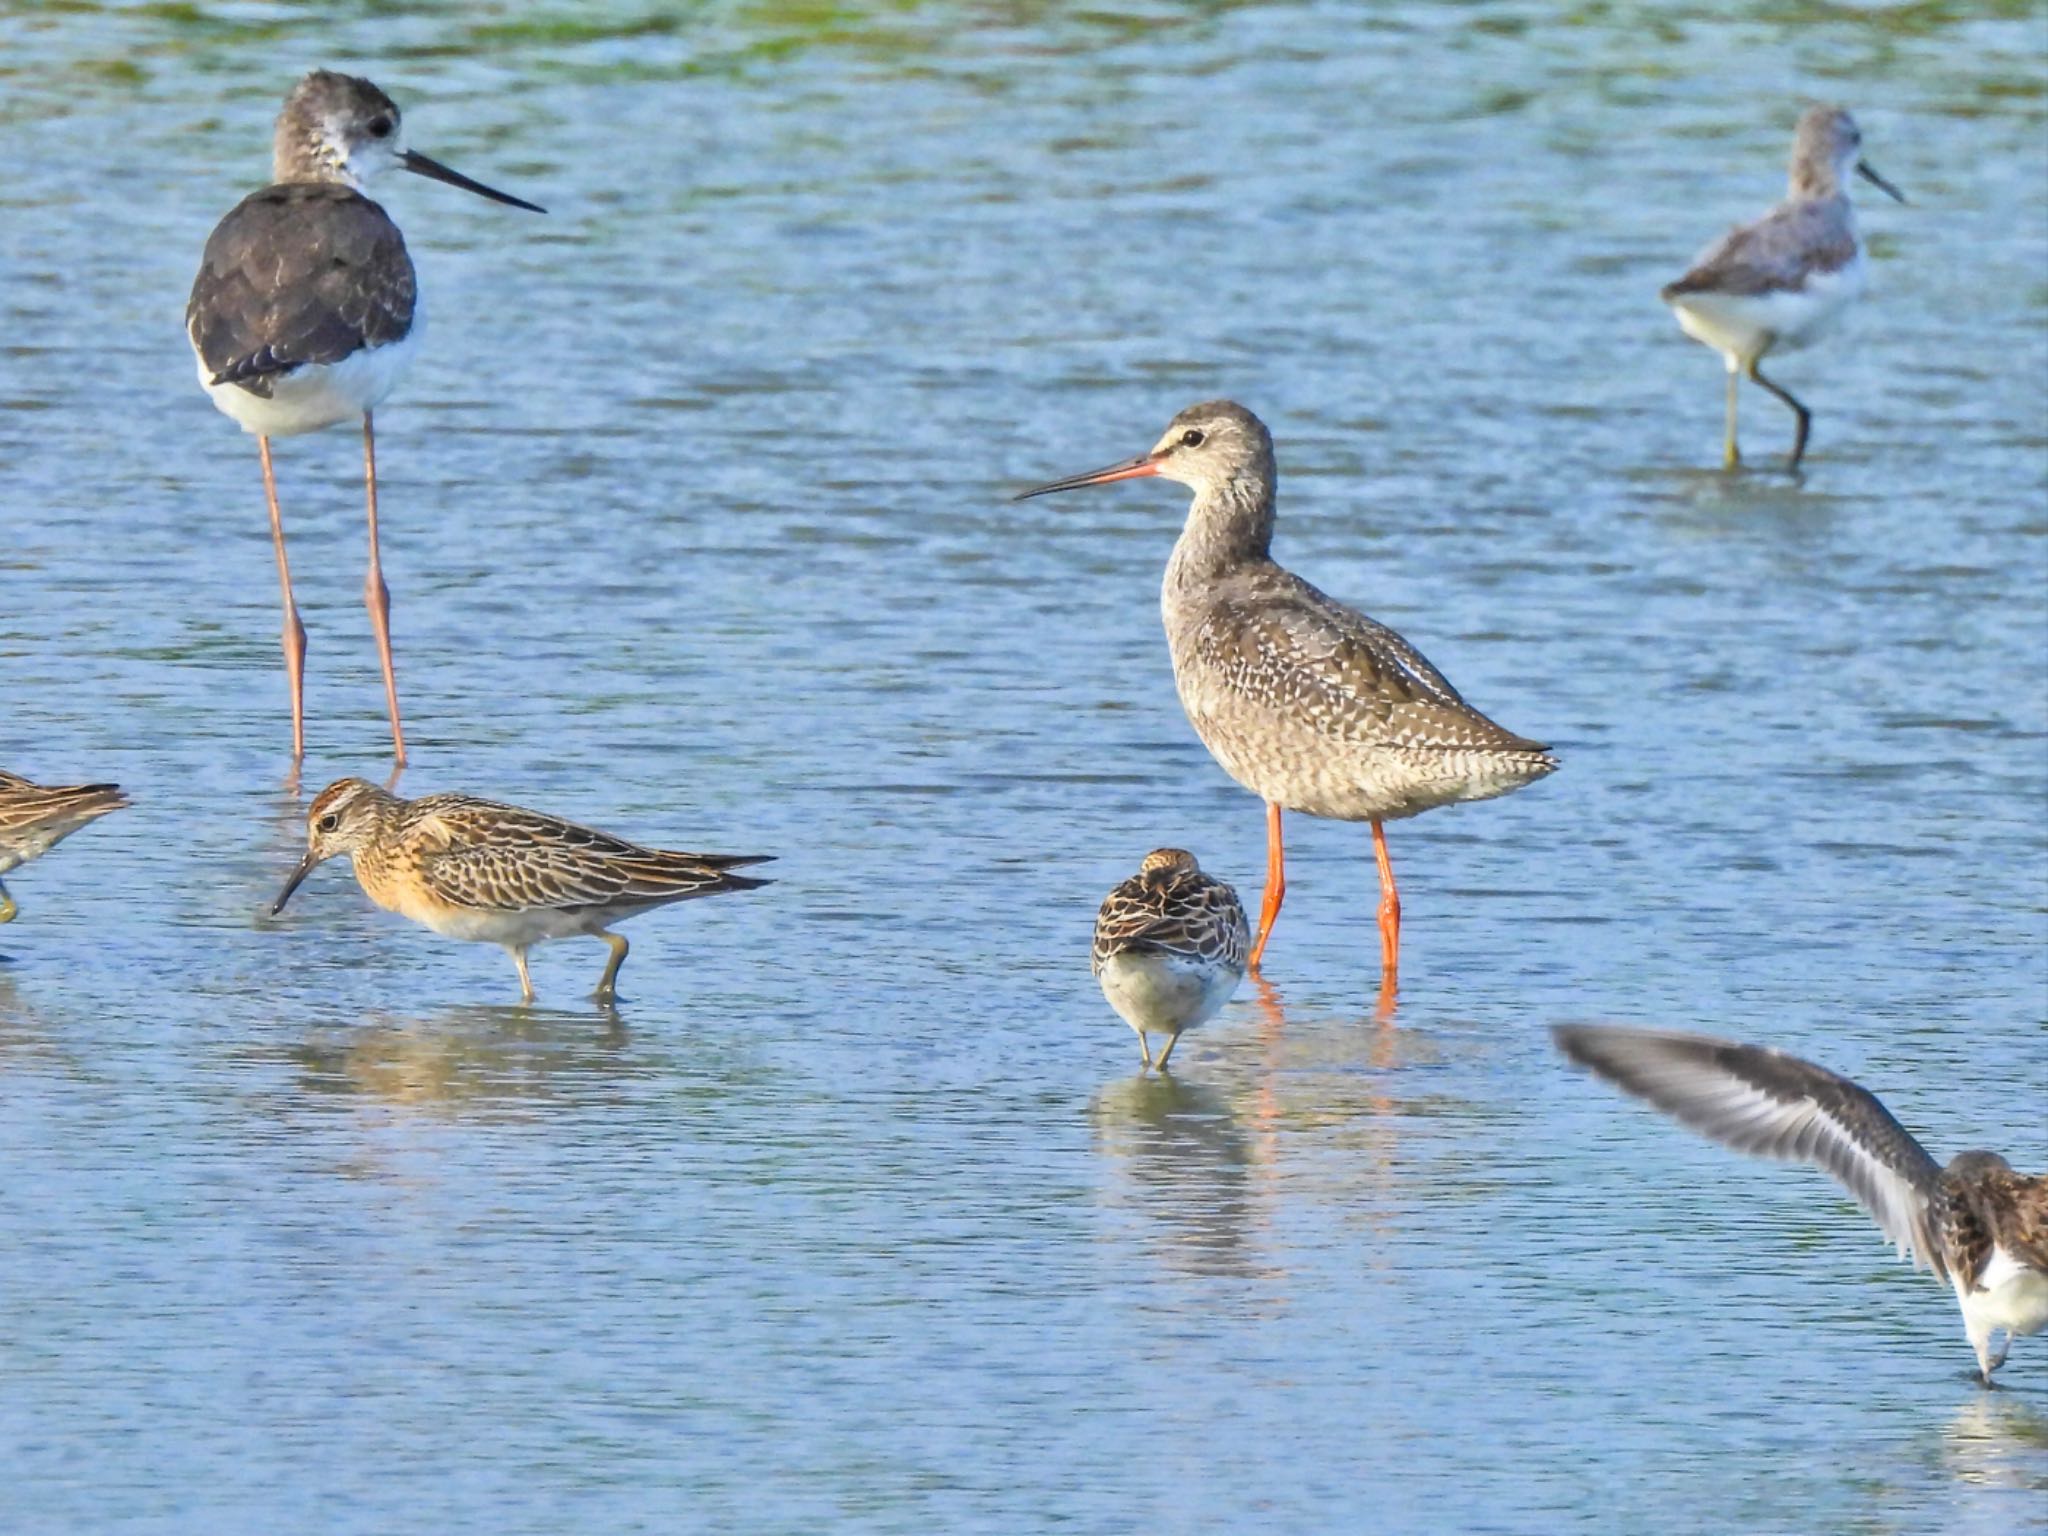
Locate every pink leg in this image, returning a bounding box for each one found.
[259,437,307,760]
[362,412,407,763]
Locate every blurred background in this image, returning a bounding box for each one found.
[2,2,2044,1531]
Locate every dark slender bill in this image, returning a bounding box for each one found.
[1856,160,1906,203]
[400,149,546,213]
[271,854,319,915]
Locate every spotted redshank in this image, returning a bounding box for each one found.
[272,778,771,1003]
[1663,104,1904,471]
[187,71,544,762]
[1092,848,1249,1071]
[1019,400,1555,988]
[1556,1025,2047,1384]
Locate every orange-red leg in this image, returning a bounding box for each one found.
[259,436,307,761]
[1248,800,1285,972]
[1371,817,1401,984]
[362,411,407,763]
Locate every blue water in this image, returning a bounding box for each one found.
[2,2,2045,1532]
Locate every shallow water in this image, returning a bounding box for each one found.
[3,2,2045,1531]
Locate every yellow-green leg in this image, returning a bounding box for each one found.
[0,881,16,923]
[1153,1029,1184,1072]
[1132,1026,1154,1071]
[595,931,629,1002]
[508,945,535,1003]
[1723,365,1741,469]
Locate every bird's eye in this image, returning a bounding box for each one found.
[317,813,340,833]
[1180,429,1206,448]
[366,115,394,139]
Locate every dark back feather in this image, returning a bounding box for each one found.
[187,184,415,393]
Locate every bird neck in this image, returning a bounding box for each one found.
[273,125,354,188]
[1165,475,1275,593]
[1789,156,1847,202]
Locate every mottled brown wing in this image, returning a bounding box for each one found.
[1979,1172,2048,1272]
[1662,198,1856,300]
[186,184,416,394]
[1195,571,1548,753]
[1092,868,1248,974]
[411,796,768,913]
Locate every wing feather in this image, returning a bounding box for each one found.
[1193,570,1550,755]
[1662,199,1856,300]
[186,184,416,394]
[1093,866,1248,974]
[407,796,769,914]
[1554,1025,1946,1277]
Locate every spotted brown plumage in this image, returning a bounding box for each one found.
[1555,1024,2048,1383]
[1092,849,1248,1071]
[1018,400,1555,988]
[272,778,770,1003]
[0,770,129,923]
[1092,848,1249,976]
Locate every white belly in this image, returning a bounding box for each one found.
[193,324,421,438]
[1097,951,1242,1038]
[1963,1250,2048,1339]
[1670,255,1866,366]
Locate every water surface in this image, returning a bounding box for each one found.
[2,2,2045,1532]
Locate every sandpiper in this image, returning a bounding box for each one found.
[271,778,771,1002]
[1093,848,1249,1071]
[1555,1024,2047,1384]
[0,770,129,922]
[1019,401,1556,987]
[187,71,544,762]
[1663,104,1904,471]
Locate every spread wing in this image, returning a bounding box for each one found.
[409,796,770,914]
[186,184,416,394]
[1662,198,1855,300]
[1191,568,1550,754]
[1554,1025,1947,1278]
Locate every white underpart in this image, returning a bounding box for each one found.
[401,899,610,949]
[190,320,422,438]
[1670,253,1866,370]
[1955,1248,2048,1374]
[1097,951,1242,1051]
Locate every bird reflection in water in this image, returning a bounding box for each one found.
[1243,976,1406,1255]
[1942,1393,2048,1491]
[1090,1070,1268,1280]
[289,1003,631,1115]
[1089,977,1418,1282]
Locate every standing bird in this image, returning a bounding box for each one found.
[1555,1025,2047,1384]
[0,770,129,923]
[187,71,545,762]
[1019,401,1555,987]
[1663,104,1904,471]
[1093,848,1249,1071]
[272,778,771,1003]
